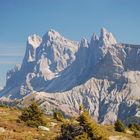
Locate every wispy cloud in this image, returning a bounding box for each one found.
[0,61,21,65]
[0,53,23,57]
[0,42,25,65]
[0,42,25,57]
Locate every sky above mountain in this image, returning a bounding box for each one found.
[0,0,140,87]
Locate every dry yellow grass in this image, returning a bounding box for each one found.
[102,124,140,140]
[0,107,139,140]
[0,107,61,140]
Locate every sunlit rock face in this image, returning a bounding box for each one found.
[1,28,140,124]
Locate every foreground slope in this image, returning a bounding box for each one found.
[0,106,139,140]
[0,106,62,140]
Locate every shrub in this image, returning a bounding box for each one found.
[74,132,89,140]
[0,103,9,108]
[129,123,140,131]
[114,119,126,132]
[53,110,64,122]
[19,102,46,127]
[133,130,140,138]
[57,111,108,140]
[129,123,140,138]
[57,123,85,140]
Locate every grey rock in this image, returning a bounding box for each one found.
[0,127,6,133]
[38,126,50,131]
[0,28,140,124]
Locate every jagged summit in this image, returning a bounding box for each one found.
[100,27,108,37]
[1,28,140,124]
[91,32,99,41]
[42,29,64,42]
[27,34,42,48]
[23,34,42,63]
[99,27,117,46]
[47,29,61,38]
[80,38,89,48]
[90,32,99,48]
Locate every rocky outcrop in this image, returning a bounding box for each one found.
[0,28,140,124]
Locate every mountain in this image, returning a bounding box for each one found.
[0,28,140,124]
[0,87,3,91]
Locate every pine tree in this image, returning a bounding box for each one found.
[57,105,108,140]
[53,110,64,122]
[19,102,46,127]
[78,111,108,140]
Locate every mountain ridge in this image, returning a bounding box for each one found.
[0,28,140,124]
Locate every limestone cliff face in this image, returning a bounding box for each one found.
[1,28,140,124]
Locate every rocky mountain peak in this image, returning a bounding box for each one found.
[42,29,63,42]
[1,28,140,124]
[23,34,42,63]
[92,32,99,41]
[99,27,117,46]
[90,32,99,47]
[27,34,42,49]
[80,38,89,48]
[100,28,108,37]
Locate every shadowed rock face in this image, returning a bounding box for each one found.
[1,28,140,124]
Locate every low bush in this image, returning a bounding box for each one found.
[129,123,140,131]
[57,123,84,140]
[74,132,89,140]
[114,119,126,132]
[133,129,140,138]
[53,110,64,122]
[129,123,140,138]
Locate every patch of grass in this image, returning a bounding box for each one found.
[0,106,140,140]
[0,107,61,140]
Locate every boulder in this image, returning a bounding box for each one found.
[0,127,5,133]
[38,126,50,131]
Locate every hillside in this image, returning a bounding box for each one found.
[0,106,140,140]
[0,106,61,140]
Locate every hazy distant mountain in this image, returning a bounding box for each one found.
[0,87,3,91]
[0,28,140,124]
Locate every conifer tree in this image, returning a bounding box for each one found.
[79,111,108,140]
[53,110,64,122]
[19,102,46,127]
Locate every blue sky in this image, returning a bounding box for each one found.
[0,0,140,87]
